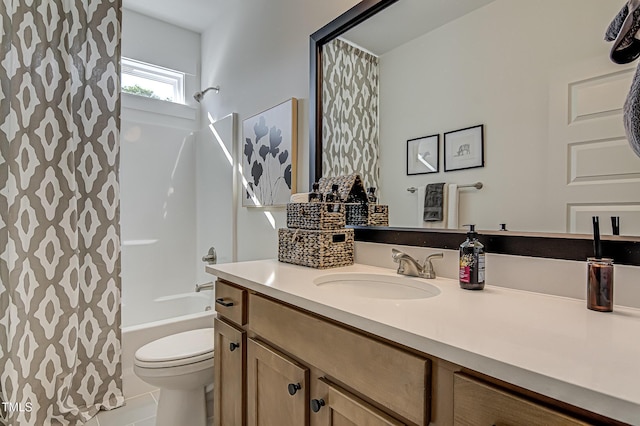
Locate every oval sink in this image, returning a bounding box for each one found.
[313,273,440,300]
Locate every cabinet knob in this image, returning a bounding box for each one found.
[310,399,325,413]
[287,383,301,395]
[229,342,240,352]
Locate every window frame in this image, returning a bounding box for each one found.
[121,57,185,104]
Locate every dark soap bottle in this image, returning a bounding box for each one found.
[367,187,377,204]
[308,182,323,202]
[459,224,485,290]
[325,184,340,203]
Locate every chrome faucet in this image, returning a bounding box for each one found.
[392,249,443,279]
[195,282,214,292]
[202,247,217,265]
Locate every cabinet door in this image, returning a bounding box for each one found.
[249,294,429,425]
[453,373,589,426]
[247,338,309,426]
[214,318,246,426]
[311,379,405,426]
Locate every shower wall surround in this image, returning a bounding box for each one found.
[0,1,124,424]
[120,9,203,327]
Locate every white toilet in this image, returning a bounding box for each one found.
[134,328,215,426]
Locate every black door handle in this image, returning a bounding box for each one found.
[229,342,240,352]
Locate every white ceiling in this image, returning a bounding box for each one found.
[341,0,496,56]
[122,0,217,33]
[121,0,497,46]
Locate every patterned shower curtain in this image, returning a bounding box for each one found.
[0,1,124,425]
[322,38,380,191]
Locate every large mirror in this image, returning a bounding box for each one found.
[311,0,640,237]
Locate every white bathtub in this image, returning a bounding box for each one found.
[121,308,216,398]
[122,291,212,328]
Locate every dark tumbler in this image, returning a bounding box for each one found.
[587,258,613,312]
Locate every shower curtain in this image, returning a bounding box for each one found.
[322,38,380,191]
[0,1,124,425]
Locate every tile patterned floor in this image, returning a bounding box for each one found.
[87,390,213,426]
[91,392,158,426]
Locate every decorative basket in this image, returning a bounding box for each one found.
[346,204,389,227]
[278,228,354,269]
[319,173,367,203]
[286,202,345,230]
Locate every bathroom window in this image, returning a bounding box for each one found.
[121,57,185,104]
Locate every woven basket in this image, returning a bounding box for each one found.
[319,173,367,203]
[278,228,354,269]
[346,204,389,227]
[286,202,345,230]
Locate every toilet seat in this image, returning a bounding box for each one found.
[134,328,215,369]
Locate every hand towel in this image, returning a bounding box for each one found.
[417,185,448,228]
[446,184,459,229]
[423,183,445,221]
[290,193,310,203]
[606,0,640,158]
[606,0,640,64]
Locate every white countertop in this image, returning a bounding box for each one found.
[207,260,640,424]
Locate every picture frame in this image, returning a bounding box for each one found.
[406,134,439,175]
[444,124,484,172]
[242,98,297,207]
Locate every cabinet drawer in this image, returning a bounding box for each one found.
[215,280,246,325]
[249,294,430,425]
[453,373,589,426]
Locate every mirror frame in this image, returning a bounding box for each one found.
[309,0,640,266]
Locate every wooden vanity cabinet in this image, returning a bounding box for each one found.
[247,293,430,426]
[214,318,246,426]
[312,378,407,426]
[246,338,309,425]
[453,374,590,426]
[213,278,620,426]
[213,280,248,426]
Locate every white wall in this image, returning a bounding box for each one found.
[378,0,622,232]
[199,0,360,261]
[120,10,204,326]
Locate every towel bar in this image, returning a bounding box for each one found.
[407,182,483,193]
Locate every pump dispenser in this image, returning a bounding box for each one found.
[459,224,485,290]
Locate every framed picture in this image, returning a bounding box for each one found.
[242,98,297,207]
[444,124,484,172]
[407,134,439,175]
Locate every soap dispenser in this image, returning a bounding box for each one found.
[459,224,485,290]
[308,182,323,202]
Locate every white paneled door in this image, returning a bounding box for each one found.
[548,56,640,236]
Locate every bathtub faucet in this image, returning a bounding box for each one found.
[195,282,214,292]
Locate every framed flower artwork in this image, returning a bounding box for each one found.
[242,98,297,206]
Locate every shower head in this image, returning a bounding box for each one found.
[193,86,220,102]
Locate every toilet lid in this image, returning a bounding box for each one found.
[135,328,215,364]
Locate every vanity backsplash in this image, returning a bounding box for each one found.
[355,241,640,309]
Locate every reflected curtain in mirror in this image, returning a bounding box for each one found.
[322,39,380,191]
